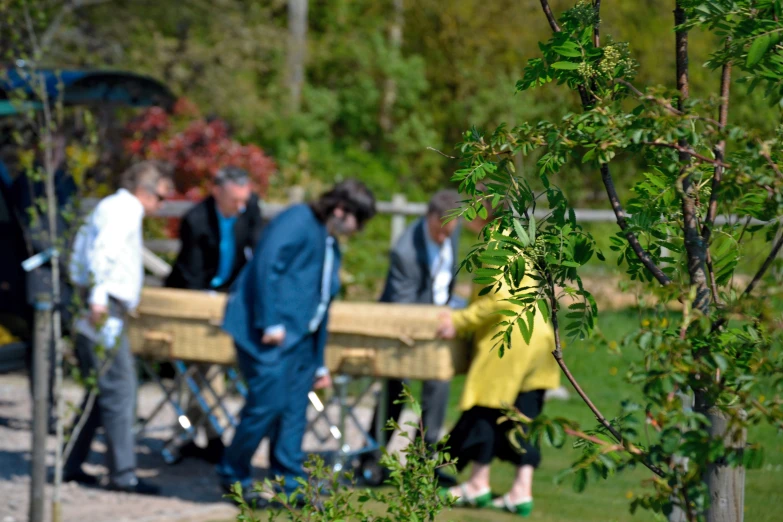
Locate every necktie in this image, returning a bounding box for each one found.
[309,236,335,333]
[431,240,452,306]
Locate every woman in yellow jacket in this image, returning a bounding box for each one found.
[436,274,560,517]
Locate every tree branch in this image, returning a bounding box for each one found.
[593,0,601,47]
[701,59,732,240]
[675,2,710,316]
[601,164,672,286]
[705,248,721,306]
[642,141,731,168]
[540,0,561,33]
[535,2,666,286]
[760,149,782,181]
[742,232,783,297]
[564,427,637,454]
[701,59,732,306]
[40,0,114,51]
[547,278,667,478]
[614,79,721,127]
[711,230,783,334]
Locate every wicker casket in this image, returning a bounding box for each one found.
[129,287,469,381]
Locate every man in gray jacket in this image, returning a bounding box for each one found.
[362,189,462,484]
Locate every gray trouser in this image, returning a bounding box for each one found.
[371,378,451,446]
[64,307,137,486]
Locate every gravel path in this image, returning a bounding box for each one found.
[0,372,394,522]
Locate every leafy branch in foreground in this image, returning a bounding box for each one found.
[451,1,783,521]
[227,387,456,522]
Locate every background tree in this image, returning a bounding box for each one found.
[451,1,783,521]
[30,0,775,203]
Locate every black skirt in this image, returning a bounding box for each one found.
[444,389,546,471]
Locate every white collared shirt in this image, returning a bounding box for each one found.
[423,223,453,306]
[70,188,145,311]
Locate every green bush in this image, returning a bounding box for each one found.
[227,387,456,521]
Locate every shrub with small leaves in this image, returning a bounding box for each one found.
[227,387,456,522]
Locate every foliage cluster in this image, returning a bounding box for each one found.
[125,98,276,197]
[450,1,783,520]
[2,0,777,204]
[228,388,456,522]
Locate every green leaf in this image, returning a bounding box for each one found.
[747,34,772,67]
[528,215,536,244]
[526,307,536,339]
[478,285,495,296]
[513,218,530,246]
[553,46,582,58]
[743,446,765,470]
[511,256,526,285]
[573,468,588,493]
[517,315,533,344]
[551,61,581,70]
[713,354,728,372]
[537,299,551,321]
[517,317,533,343]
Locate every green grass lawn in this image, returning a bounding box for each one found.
[231,309,782,522]
[417,309,782,521]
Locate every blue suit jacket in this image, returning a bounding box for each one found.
[222,204,341,366]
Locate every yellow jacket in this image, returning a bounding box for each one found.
[451,276,561,411]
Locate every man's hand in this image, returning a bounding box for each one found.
[89,303,108,327]
[262,328,286,346]
[436,311,457,339]
[313,373,332,390]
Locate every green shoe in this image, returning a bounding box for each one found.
[494,494,534,517]
[438,484,493,508]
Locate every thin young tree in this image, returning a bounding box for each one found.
[450,1,782,521]
[287,0,308,113]
[4,4,94,521]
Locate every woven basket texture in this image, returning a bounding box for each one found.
[128,287,469,380]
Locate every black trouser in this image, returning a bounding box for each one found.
[448,389,546,471]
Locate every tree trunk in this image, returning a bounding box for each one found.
[672,4,744,522]
[287,0,308,113]
[379,0,404,133]
[29,305,50,522]
[45,156,65,522]
[704,408,746,522]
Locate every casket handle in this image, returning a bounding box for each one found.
[143,330,173,345]
[332,348,379,377]
[398,334,415,347]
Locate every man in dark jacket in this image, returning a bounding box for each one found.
[166,166,263,291]
[165,166,263,462]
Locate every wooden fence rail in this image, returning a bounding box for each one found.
[83,192,777,280]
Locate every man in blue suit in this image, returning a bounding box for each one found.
[218,179,376,504]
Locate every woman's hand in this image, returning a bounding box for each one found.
[436,311,457,339]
